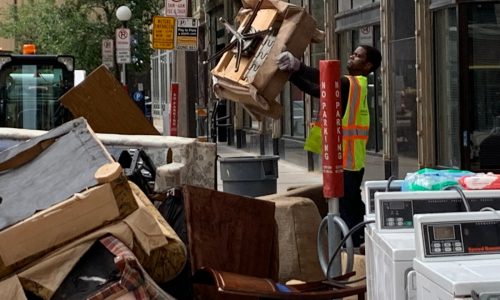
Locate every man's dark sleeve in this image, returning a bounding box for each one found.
[288,65,350,115]
[289,63,320,98]
[341,76,350,111]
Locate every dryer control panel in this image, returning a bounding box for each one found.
[415,211,500,261]
[422,219,500,258]
[375,190,500,232]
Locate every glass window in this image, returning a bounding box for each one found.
[391,0,417,161]
[283,82,292,136]
[434,7,459,167]
[353,0,374,8]
[310,1,325,123]
[338,0,351,13]
[291,83,305,138]
[339,0,377,12]
[0,57,73,130]
[467,3,500,169]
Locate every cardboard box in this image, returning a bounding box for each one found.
[0,275,27,300]
[212,0,324,120]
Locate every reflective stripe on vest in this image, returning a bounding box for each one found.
[342,75,369,171]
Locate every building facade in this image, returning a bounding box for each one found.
[181,0,500,179]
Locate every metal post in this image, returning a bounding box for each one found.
[327,199,341,278]
[120,63,126,86]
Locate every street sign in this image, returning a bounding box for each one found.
[176,18,199,51]
[101,39,114,69]
[133,91,144,102]
[166,0,187,17]
[152,16,175,50]
[115,28,131,64]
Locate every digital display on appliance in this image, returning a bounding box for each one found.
[389,201,405,210]
[433,225,455,240]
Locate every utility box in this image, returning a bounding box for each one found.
[219,155,279,197]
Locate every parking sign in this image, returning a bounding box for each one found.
[152,16,175,50]
[101,39,114,69]
[176,18,198,51]
[115,28,131,64]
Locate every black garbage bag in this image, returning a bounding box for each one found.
[108,147,157,197]
[157,187,193,300]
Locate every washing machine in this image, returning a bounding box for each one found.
[364,221,377,300]
[363,179,403,221]
[366,190,500,300]
[412,211,500,300]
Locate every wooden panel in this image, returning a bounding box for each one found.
[60,65,160,135]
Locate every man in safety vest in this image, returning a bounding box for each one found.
[276,45,382,247]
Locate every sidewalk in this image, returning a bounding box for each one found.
[216,144,324,194]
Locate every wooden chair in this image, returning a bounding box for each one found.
[182,185,366,300]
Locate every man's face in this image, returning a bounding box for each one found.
[347,46,372,76]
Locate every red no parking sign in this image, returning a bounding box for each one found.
[320,60,344,198]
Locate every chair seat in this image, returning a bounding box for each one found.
[193,267,366,300]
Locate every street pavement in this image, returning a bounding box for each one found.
[216,144,401,197]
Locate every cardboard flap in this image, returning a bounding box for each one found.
[0,275,27,300]
[0,184,121,266]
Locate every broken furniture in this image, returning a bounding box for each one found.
[211,0,324,120]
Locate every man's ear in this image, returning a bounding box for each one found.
[363,62,373,74]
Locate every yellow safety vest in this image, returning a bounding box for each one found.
[342,75,369,171]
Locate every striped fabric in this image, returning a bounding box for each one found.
[87,235,174,300]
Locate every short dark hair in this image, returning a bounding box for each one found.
[360,45,382,73]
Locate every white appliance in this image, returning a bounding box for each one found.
[371,231,416,300]
[412,211,500,300]
[363,179,403,220]
[364,222,377,300]
[366,190,500,300]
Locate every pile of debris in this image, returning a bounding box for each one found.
[0,118,186,298]
[0,64,216,299]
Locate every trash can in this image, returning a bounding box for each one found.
[219,155,279,197]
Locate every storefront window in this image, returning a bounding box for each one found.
[434,7,459,167]
[283,82,292,136]
[150,50,172,132]
[353,0,374,8]
[339,0,378,12]
[467,3,500,170]
[391,0,417,162]
[310,1,325,126]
